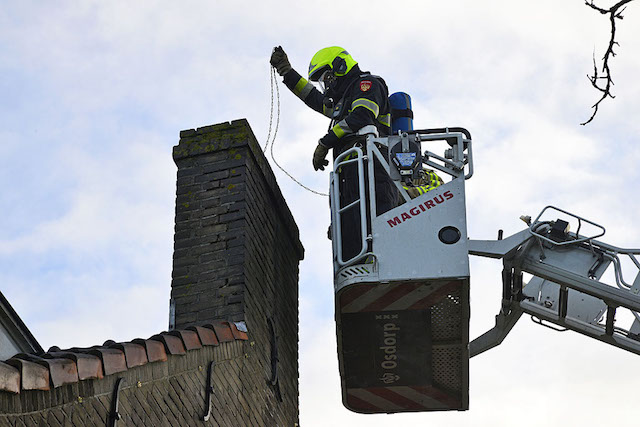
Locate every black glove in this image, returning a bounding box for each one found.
[270,46,292,76]
[313,143,329,171]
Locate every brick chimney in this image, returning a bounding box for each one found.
[170,119,304,406]
[0,119,304,425]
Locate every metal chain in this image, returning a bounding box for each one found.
[266,66,328,197]
[264,66,276,151]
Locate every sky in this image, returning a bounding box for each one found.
[1,0,639,425]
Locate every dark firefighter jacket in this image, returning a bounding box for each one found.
[283,66,391,151]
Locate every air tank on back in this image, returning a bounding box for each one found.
[389,92,413,133]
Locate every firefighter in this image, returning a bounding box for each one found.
[270,46,398,260]
[402,168,445,200]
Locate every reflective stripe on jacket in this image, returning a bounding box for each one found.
[282,69,391,149]
[402,169,444,199]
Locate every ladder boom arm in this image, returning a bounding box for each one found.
[470,210,640,358]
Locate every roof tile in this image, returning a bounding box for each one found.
[131,338,168,363]
[41,358,78,388]
[225,321,249,341]
[6,358,50,391]
[1,324,249,394]
[13,354,79,388]
[208,322,235,343]
[150,333,186,355]
[108,343,148,369]
[85,348,127,376]
[186,326,219,346]
[0,361,20,394]
[167,330,202,351]
[44,352,103,381]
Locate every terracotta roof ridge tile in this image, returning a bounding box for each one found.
[11,353,78,388]
[0,320,249,395]
[185,325,220,346]
[106,342,148,369]
[149,332,187,355]
[204,321,235,343]
[83,347,127,376]
[5,358,50,392]
[225,321,249,341]
[0,361,21,394]
[166,329,203,351]
[131,338,168,363]
[43,351,103,381]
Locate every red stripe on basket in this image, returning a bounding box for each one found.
[367,387,427,411]
[408,281,461,310]
[345,392,382,413]
[360,284,419,312]
[340,285,374,308]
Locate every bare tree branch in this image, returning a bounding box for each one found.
[581,0,635,125]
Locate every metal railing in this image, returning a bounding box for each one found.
[330,145,370,268]
[330,127,474,270]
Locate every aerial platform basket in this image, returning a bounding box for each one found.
[329,127,474,413]
[328,124,640,414]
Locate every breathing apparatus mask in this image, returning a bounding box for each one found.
[318,69,337,94]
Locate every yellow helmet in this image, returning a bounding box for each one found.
[308,47,358,81]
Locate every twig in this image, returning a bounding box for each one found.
[581,0,635,125]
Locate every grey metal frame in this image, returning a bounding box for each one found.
[329,127,474,275]
[328,124,640,381]
[469,206,640,357]
[330,146,370,268]
[330,127,474,413]
[529,205,606,246]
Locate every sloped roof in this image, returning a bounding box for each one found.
[0,321,247,394]
[0,290,43,360]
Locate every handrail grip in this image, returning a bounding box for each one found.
[530,206,606,246]
[331,146,369,267]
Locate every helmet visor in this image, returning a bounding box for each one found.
[318,69,336,94]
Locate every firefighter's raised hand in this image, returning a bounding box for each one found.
[313,143,329,171]
[270,46,292,76]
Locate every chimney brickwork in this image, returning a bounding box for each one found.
[171,119,304,420]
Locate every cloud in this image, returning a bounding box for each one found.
[33,284,169,350]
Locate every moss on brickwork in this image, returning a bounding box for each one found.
[168,118,302,424]
[173,120,254,160]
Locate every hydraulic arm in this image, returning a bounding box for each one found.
[469,206,640,357]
